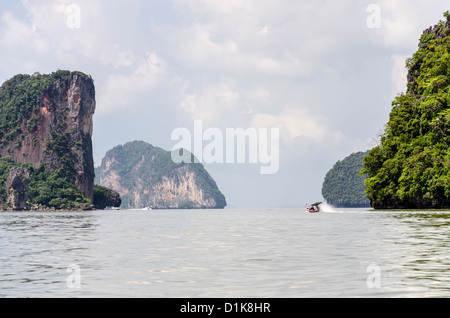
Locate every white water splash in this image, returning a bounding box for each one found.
[320,203,339,213]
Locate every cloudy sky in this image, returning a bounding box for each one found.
[0,0,448,208]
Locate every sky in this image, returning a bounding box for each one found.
[0,0,449,208]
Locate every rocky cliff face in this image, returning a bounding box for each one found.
[95,141,227,209]
[0,71,96,201]
[6,167,30,211]
[93,185,122,210]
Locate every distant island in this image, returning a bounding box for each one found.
[0,70,120,211]
[322,151,371,208]
[95,140,227,210]
[363,12,450,209]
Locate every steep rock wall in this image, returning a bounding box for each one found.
[0,72,95,201]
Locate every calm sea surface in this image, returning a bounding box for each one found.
[2,207,450,298]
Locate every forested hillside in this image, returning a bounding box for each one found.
[363,12,450,209]
[322,151,370,207]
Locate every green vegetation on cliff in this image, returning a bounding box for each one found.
[363,12,450,209]
[100,141,181,191]
[93,185,122,210]
[0,157,91,210]
[0,70,89,147]
[322,151,371,207]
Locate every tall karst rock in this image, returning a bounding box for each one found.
[95,141,227,209]
[363,12,450,209]
[0,70,96,203]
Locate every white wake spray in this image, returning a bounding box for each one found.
[320,202,338,213]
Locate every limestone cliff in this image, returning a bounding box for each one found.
[0,70,101,210]
[95,141,227,209]
[0,70,95,201]
[363,12,450,209]
[6,167,30,211]
[93,185,122,210]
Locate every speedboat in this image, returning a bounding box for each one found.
[306,202,322,213]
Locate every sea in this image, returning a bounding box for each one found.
[2,205,450,299]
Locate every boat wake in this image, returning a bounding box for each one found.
[129,207,152,211]
[319,203,343,213]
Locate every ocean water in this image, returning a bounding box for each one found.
[2,207,450,298]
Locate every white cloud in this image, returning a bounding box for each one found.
[258,26,269,36]
[367,1,449,96]
[375,0,448,49]
[246,88,272,105]
[1,10,49,54]
[179,79,242,124]
[98,51,167,113]
[171,0,251,16]
[113,51,137,69]
[256,54,314,77]
[164,0,351,78]
[1,0,172,115]
[1,0,145,69]
[392,54,408,94]
[250,107,344,145]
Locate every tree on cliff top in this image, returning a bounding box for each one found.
[0,70,90,147]
[362,12,450,209]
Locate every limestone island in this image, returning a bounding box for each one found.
[0,70,120,211]
[95,141,227,210]
[363,12,450,209]
[322,151,371,208]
